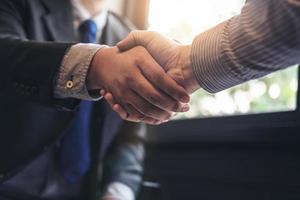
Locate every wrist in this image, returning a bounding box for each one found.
[86,46,110,90]
[179,45,200,93]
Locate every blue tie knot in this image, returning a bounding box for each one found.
[78,19,98,43]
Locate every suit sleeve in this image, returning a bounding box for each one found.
[0,0,78,109]
[191,0,300,93]
[102,122,146,198]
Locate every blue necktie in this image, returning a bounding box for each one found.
[59,20,98,182]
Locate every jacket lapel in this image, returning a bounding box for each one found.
[100,12,131,46]
[40,0,76,42]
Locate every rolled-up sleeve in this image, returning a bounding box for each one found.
[192,0,300,93]
[54,43,106,100]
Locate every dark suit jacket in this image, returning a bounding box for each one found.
[0,0,144,199]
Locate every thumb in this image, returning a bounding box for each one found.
[117,30,150,52]
[117,32,136,51]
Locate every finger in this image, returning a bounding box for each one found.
[112,104,128,119]
[100,89,106,96]
[104,91,166,124]
[114,104,169,125]
[132,67,189,113]
[114,104,166,125]
[137,51,190,104]
[126,89,172,121]
[104,93,116,106]
[103,93,129,119]
[120,104,161,125]
[104,92,163,122]
[117,31,141,51]
[130,56,189,112]
[117,30,155,52]
[104,93,129,119]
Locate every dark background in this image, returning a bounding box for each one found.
[140,68,300,200]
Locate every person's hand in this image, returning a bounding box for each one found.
[102,31,201,120]
[118,31,200,93]
[87,46,190,125]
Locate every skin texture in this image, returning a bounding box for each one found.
[87,46,190,124]
[117,31,200,94]
[81,0,191,124]
[102,31,200,121]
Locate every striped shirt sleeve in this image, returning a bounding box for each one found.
[191,0,300,93]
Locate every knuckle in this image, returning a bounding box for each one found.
[161,72,169,81]
[148,30,157,36]
[140,106,152,115]
[135,47,147,58]
[129,30,136,35]
[127,31,136,40]
[123,75,134,85]
[119,110,129,120]
[131,31,141,45]
[114,77,125,88]
[160,73,172,86]
[148,94,160,105]
[131,30,140,36]
[153,73,163,83]
[133,30,147,38]
[138,114,145,120]
[122,115,129,120]
[131,113,143,121]
[171,102,180,111]
[149,92,168,107]
[123,97,133,106]
[160,111,172,120]
[135,45,145,51]
[154,111,171,122]
[165,112,172,119]
[118,87,128,94]
[135,54,144,64]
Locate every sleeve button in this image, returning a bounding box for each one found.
[66,81,74,89]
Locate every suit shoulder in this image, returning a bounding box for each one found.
[0,0,29,22]
[107,11,137,32]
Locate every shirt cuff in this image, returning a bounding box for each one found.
[102,182,135,200]
[54,43,107,101]
[191,21,246,93]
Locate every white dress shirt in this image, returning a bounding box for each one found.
[55,1,135,200]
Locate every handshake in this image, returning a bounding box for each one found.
[87,31,200,125]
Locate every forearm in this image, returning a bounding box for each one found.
[191,0,300,93]
[0,38,74,105]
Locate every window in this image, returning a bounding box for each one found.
[148,0,298,119]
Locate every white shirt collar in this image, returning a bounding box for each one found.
[71,0,108,40]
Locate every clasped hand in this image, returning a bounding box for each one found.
[87,44,191,125]
[90,31,200,124]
